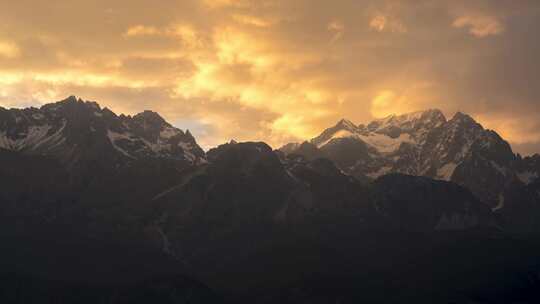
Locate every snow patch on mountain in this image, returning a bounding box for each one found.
[32,113,44,120]
[107,130,136,158]
[436,163,457,181]
[0,126,49,150]
[316,129,356,147]
[279,142,301,154]
[337,119,357,131]
[315,124,414,153]
[178,142,196,162]
[490,161,508,177]
[358,133,413,153]
[107,127,197,161]
[493,194,505,211]
[0,123,66,151]
[25,125,54,149]
[160,126,181,139]
[367,166,392,178]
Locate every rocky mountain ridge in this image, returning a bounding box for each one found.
[282,109,539,212]
[0,96,205,168]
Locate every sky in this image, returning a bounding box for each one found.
[0,0,539,154]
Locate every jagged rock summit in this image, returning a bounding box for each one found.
[0,96,206,166]
[281,109,539,211]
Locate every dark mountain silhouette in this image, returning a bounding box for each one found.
[1,97,540,303]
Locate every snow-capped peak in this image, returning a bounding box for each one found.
[449,111,478,126]
[0,96,206,165]
[368,109,446,133]
[310,109,448,152]
[335,118,358,131]
[283,108,528,210]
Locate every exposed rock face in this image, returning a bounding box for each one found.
[515,154,540,185]
[281,109,539,212]
[0,96,205,167]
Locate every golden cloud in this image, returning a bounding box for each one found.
[327,20,345,42]
[124,25,161,37]
[232,14,274,27]
[369,14,407,33]
[452,15,504,38]
[0,0,539,153]
[124,24,204,49]
[203,0,246,9]
[476,113,540,145]
[0,40,20,58]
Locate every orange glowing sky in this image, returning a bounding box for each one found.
[1,0,539,154]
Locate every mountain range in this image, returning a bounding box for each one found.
[1,97,540,303]
[0,96,205,166]
[281,109,540,235]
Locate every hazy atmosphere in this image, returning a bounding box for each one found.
[1,0,539,153]
[3,2,540,303]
